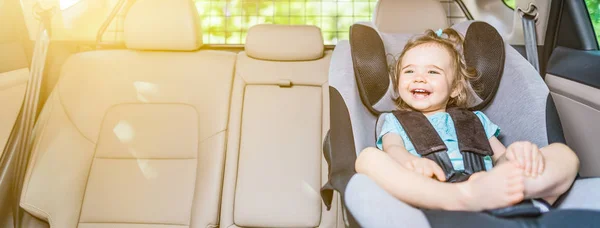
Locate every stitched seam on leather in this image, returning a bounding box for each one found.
[56,85,95,144]
[189,130,226,227]
[75,104,109,224]
[229,84,246,228]
[200,130,227,144]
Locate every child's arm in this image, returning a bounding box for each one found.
[381,133,416,164]
[490,136,508,164]
[490,137,545,177]
[382,133,446,181]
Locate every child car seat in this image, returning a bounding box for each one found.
[322,20,600,227]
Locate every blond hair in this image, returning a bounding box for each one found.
[392,28,478,110]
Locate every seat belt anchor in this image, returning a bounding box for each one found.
[517,3,539,22]
[32,2,55,37]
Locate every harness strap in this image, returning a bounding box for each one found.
[447,108,494,156]
[447,108,493,174]
[392,110,447,156]
[392,109,492,182]
[393,110,456,180]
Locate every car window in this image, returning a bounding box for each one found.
[194,0,377,45]
[98,0,468,46]
[585,0,600,45]
[503,0,515,9]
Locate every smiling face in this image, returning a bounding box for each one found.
[397,42,458,116]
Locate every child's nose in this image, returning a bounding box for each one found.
[413,74,426,83]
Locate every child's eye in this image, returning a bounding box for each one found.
[428,70,440,74]
[404,70,414,74]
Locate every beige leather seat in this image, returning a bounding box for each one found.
[372,0,449,33]
[19,0,235,227]
[219,24,341,228]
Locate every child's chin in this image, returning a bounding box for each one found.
[406,104,428,112]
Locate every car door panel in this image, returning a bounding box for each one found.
[546,73,600,177]
[545,44,600,178]
[0,68,28,158]
[543,0,600,178]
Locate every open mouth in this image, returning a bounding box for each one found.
[411,88,431,99]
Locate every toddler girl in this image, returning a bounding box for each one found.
[355,28,579,211]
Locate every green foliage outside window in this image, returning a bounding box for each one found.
[194,0,377,45]
[503,0,600,45]
[503,0,515,9]
[585,0,600,45]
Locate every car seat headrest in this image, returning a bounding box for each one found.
[124,0,203,51]
[463,22,506,110]
[350,21,505,114]
[245,24,324,61]
[373,0,449,33]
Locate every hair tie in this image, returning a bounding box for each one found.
[435,29,444,37]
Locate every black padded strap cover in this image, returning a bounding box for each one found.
[447,108,494,156]
[350,24,390,114]
[392,110,447,156]
[392,110,457,178]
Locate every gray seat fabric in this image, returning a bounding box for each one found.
[328,20,600,227]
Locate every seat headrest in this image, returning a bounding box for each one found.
[124,0,202,51]
[245,24,324,61]
[373,0,449,33]
[349,21,505,114]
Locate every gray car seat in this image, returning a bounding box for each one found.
[322,19,600,227]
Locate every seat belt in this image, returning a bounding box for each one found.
[518,3,540,72]
[3,3,53,227]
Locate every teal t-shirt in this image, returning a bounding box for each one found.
[376,111,500,171]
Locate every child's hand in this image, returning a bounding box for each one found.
[404,158,447,181]
[505,141,545,177]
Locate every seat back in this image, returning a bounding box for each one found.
[220,24,341,228]
[20,0,236,227]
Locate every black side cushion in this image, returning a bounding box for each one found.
[464,21,506,110]
[350,24,390,114]
[321,87,357,210]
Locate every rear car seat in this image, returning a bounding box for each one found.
[219,24,342,228]
[19,0,236,227]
